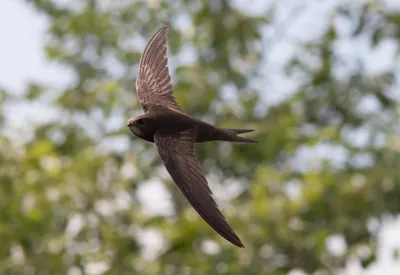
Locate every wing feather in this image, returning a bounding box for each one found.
[135,26,185,114]
[154,128,244,247]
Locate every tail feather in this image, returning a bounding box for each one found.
[222,128,255,134]
[216,128,257,143]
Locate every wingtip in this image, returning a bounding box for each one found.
[220,230,245,248]
[159,24,170,32]
[149,25,169,40]
[229,237,245,248]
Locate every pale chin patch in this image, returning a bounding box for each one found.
[129,126,143,137]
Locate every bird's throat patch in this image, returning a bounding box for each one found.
[129,126,143,138]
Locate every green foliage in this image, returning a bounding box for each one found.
[1,0,399,274]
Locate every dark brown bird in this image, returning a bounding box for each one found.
[127,25,256,248]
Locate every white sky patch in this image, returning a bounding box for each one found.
[284,179,302,200]
[346,216,400,275]
[384,0,400,9]
[288,270,307,275]
[10,244,25,265]
[0,1,73,92]
[355,95,382,117]
[114,190,133,210]
[95,199,115,217]
[135,228,166,261]
[97,135,131,154]
[85,262,110,275]
[66,213,85,238]
[326,234,347,257]
[68,266,83,275]
[201,240,221,255]
[364,39,398,76]
[291,143,349,172]
[121,161,138,180]
[341,126,372,148]
[207,173,246,203]
[137,179,174,217]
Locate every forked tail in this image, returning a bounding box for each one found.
[216,128,257,143]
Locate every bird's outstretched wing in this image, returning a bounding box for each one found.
[154,128,244,247]
[136,25,185,114]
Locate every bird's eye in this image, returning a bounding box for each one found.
[136,119,144,125]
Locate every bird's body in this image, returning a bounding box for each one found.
[127,25,256,248]
[128,104,255,143]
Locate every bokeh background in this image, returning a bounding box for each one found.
[1,0,400,274]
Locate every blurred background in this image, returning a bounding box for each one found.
[1,0,400,274]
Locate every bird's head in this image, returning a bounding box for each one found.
[127,116,147,138]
